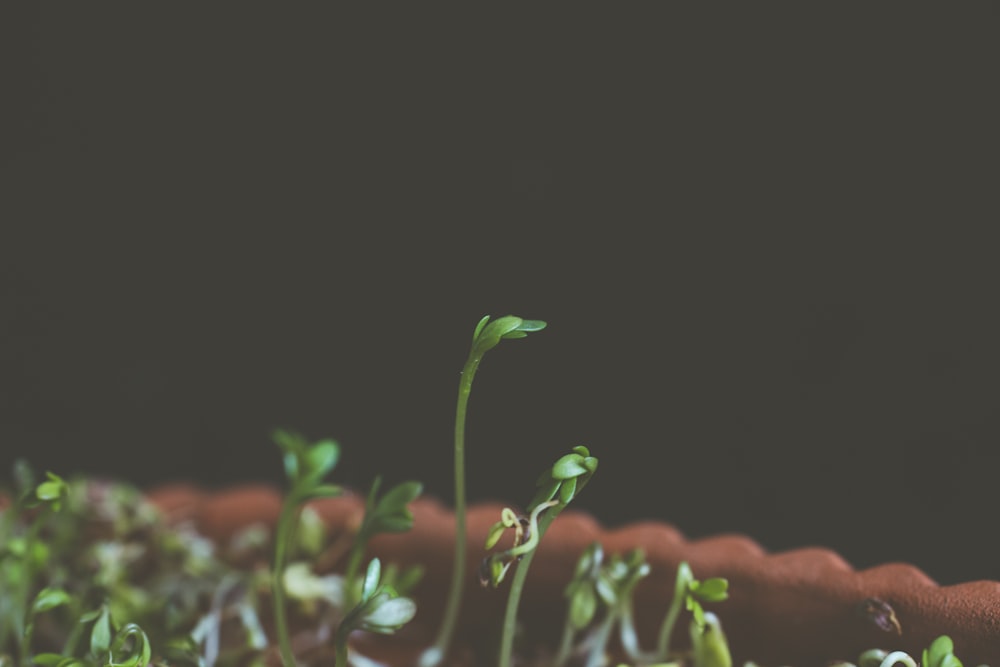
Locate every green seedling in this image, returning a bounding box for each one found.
[342,475,422,608]
[554,542,605,667]
[0,466,71,666]
[826,634,987,667]
[556,543,730,667]
[271,429,343,667]
[586,549,651,667]
[653,561,729,661]
[481,446,598,667]
[420,314,546,667]
[4,314,986,667]
[335,558,416,667]
[30,601,153,667]
[688,611,731,667]
[271,431,421,667]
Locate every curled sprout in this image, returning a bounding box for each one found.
[833,635,983,667]
[480,500,559,588]
[491,446,599,667]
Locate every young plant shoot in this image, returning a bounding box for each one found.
[420,314,547,667]
[481,446,599,667]
[335,558,416,667]
[271,429,343,667]
[1,314,992,667]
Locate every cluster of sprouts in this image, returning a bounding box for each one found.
[0,315,989,667]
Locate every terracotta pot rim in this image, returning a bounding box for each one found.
[141,482,999,666]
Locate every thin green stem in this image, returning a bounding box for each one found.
[552,611,577,667]
[654,563,691,661]
[498,506,559,667]
[583,611,616,667]
[421,354,481,667]
[272,497,301,667]
[335,623,350,667]
[343,541,365,609]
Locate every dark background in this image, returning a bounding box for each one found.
[2,6,995,585]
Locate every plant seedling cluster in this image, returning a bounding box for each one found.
[0,315,990,667]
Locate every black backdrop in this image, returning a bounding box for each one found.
[2,5,996,585]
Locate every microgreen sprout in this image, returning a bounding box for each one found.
[585,548,651,667]
[827,634,987,667]
[654,561,729,661]
[420,314,546,667]
[554,541,604,667]
[922,635,967,667]
[30,603,154,667]
[335,557,417,667]
[0,466,72,666]
[688,611,732,667]
[271,429,343,667]
[482,445,598,667]
[343,476,422,608]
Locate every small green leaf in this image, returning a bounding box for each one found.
[534,476,560,504]
[296,506,326,557]
[364,480,422,535]
[304,440,340,481]
[107,623,151,667]
[513,319,547,333]
[296,483,342,502]
[472,315,491,342]
[923,636,959,667]
[36,473,67,501]
[573,542,603,578]
[552,453,587,480]
[274,429,307,480]
[378,480,423,510]
[90,605,113,656]
[360,595,417,632]
[484,520,507,550]
[596,573,618,606]
[30,654,69,667]
[691,577,729,602]
[43,656,90,667]
[389,564,425,594]
[558,476,577,504]
[471,314,545,355]
[569,584,597,629]
[361,558,382,602]
[31,587,72,614]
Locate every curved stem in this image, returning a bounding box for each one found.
[878,652,917,667]
[421,354,481,667]
[498,504,560,667]
[272,497,301,667]
[655,563,692,661]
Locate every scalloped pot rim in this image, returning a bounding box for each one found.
[145,483,1000,667]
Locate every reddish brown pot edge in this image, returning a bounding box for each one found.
[147,483,1000,666]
